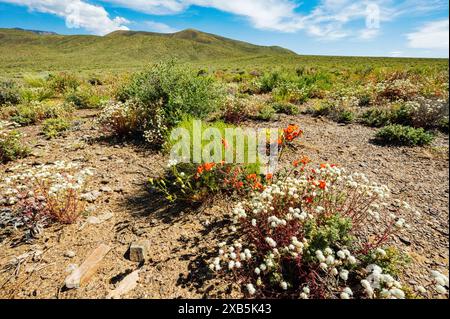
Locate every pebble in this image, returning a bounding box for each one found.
[64,250,76,258]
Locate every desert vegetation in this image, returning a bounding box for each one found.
[0,35,448,300]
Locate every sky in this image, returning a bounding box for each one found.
[0,0,448,58]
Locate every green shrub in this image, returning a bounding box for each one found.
[258,71,281,93]
[20,87,54,103]
[65,86,102,109]
[375,125,434,146]
[362,108,392,127]
[438,117,449,133]
[117,61,225,126]
[42,118,71,139]
[337,109,355,124]
[0,81,21,106]
[0,130,29,163]
[10,102,73,126]
[272,102,300,115]
[47,73,80,94]
[255,104,275,121]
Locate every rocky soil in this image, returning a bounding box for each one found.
[0,110,448,299]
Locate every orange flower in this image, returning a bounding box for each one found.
[319,180,327,190]
[320,164,327,169]
[247,173,257,181]
[253,182,264,191]
[301,156,311,165]
[277,138,283,145]
[266,173,273,180]
[293,160,300,167]
[203,162,215,171]
[235,181,244,189]
[197,166,204,174]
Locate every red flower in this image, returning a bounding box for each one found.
[319,180,327,190]
[204,163,215,171]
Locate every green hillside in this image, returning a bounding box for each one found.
[0,28,297,73]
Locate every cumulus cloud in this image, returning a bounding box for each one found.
[1,0,130,35]
[407,19,449,50]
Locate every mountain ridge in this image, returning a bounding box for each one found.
[0,27,297,72]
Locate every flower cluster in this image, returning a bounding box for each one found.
[207,160,447,299]
[0,161,94,242]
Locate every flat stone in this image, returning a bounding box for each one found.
[64,244,111,289]
[107,270,140,299]
[129,241,150,262]
[64,250,76,258]
[81,191,102,203]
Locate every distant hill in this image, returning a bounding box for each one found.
[12,28,58,35]
[0,28,297,73]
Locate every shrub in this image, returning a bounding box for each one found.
[20,87,54,103]
[255,104,275,121]
[0,129,29,164]
[47,73,80,94]
[151,122,303,204]
[438,117,449,133]
[0,81,21,106]
[375,125,434,146]
[272,102,300,115]
[222,96,251,124]
[42,118,71,139]
[208,162,447,299]
[117,61,225,127]
[259,71,282,93]
[9,102,73,126]
[99,99,166,143]
[64,85,103,109]
[337,110,355,124]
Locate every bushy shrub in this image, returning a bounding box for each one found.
[272,102,300,115]
[337,109,355,124]
[117,61,225,126]
[255,104,275,121]
[47,73,80,94]
[9,102,73,126]
[42,118,71,139]
[99,99,166,143]
[0,81,21,106]
[375,125,434,146]
[222,96,251,124]
[64,86,102,109]
[0,129,29,163]
[20,87,54,103]
[151,122,303,203]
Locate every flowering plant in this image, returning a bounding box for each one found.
[208,161,449,299]
[0,161,94,243]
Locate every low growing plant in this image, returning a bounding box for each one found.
[375,125,434,146]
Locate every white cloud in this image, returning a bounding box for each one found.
[143,20,178,33]
[407,19,449,50]
[1,0,130,35]
[101,0,396,39]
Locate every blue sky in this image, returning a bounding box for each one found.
[0,0,448,58]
